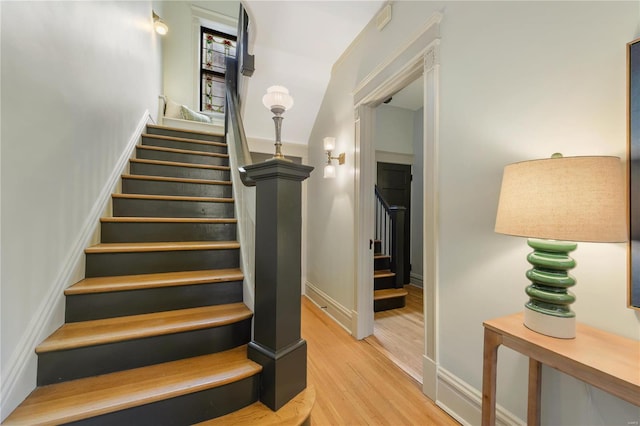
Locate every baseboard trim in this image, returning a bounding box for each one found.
[436,367,524,426]
[304,282,353,334]
[0,111,151,420]
[422,355,437,400]
[410,272,423,287]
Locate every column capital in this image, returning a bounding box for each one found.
[244,159,313,182]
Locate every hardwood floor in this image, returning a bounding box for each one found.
[366,284,424,383]
[302,296,457,426]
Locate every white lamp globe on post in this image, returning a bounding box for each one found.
[262,86,294,160]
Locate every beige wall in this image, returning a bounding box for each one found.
[306,2,639,424]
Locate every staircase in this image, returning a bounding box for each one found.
[373,240,408,312]
[3,124,312,425]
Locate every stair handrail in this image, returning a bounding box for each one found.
[225,57,255,187]
[374,186,407,287]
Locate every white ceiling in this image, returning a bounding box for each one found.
[241,1,386,145]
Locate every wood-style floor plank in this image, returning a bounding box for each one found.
[302,296,457,425]
[2,346,260,426]
[146,123,224,138]
[36,303,251,353]
[142,132,227,147]
[85,240,239,254]
[196,386,315,426]
[65,268,243,295]
[367,284,425,383]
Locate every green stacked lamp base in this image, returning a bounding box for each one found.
[523,238,578,339]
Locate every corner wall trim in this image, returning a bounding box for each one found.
[0,111,151,420]
[304,281,353,334]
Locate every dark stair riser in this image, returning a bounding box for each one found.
[65,375,260,426]
[142,135,227,154]
[36,318,252,385]
[136,147,228,167]
[122,178,232,198]
[146,126,225,143]
[101,221,237,243]
[130,161,230,181]
[113,197,234,218]
[374,297,406,312]
[374,256,391,271]
[374,240,382,253]
[85,248,239,277]
[374,275,396,290]
[65,280,243,322]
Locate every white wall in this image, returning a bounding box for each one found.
[306,2,639,424]
[374,104,414,154]
[0,1,163,419]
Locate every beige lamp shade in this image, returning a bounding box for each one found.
[495,155,627,243]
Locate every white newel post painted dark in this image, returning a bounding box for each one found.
[244,159,313,411]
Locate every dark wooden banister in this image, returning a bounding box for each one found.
[225,57,255,187]
[375,186,407,287]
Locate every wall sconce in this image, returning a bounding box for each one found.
[153,11,168,35]
[263,86,294,160]
[323,137,345,178]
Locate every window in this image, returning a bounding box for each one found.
[200,27,236,113]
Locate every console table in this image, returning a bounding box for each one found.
[481,313,640,426]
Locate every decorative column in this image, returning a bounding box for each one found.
[244,158,313,411]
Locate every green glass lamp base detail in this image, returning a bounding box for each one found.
[523,238,578,338]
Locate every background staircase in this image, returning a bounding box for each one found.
[373,239,408,312]
[3,124,311,425]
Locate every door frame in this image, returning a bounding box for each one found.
[353,14,441,400]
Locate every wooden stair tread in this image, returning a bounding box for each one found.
[374,254,390,260]
[130,158,230,171]
[100,217,237,224]
[121,174,231,186]
[112,193,234,203]
[195,385,315,426]
[374,288,409,301]
[143,132,226,147]
[147,123,224,138]
[85,240,240,254]
[138,144,228,159]
[36,303,251,353]
[66,268,244,295]
[3,346,260,426]
[374,270,395,278]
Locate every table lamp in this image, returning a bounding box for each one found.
[495,154,627,338]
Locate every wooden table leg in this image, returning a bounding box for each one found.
[482,328,502,426]
[527,358,542,426]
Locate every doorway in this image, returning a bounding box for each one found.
[353,28,441,399]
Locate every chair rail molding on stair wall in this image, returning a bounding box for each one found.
[0,111,151,420]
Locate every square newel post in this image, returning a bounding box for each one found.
[243,158,313,411]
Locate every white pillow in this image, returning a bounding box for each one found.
[180,105,212,123]
[164,98,182,119]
